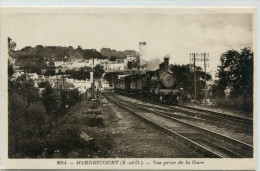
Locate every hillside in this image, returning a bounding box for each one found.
[9,46,140,67]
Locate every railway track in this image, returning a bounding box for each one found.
[115,90,253,136]
[104,92,253,158]
[134,101,253,136]
[173,105,253,134]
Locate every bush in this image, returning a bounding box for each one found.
[213,95,253,113]
[60,89,82,109]
[8,93,51,158]
[46,124,81,154]
[8,78,83,158]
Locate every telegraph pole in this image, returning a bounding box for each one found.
[204,53,207,103]
[190,53,209,103]
[91,58,95,99]
[56,75,58,89]
[203,53,209,104]
[62,72,65,89]
[193,53,197,101]
[190,53,197,101]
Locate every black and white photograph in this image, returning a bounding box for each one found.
[1,7,256,170]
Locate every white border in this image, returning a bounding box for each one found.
[0,1,259,170]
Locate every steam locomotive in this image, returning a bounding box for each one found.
[114,58,180,104]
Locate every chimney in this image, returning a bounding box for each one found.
[164,58,169,71]
[159,63,164,71]
[139,42,146,64]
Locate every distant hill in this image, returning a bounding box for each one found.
[9,45,104,66]
[9,46,140,67]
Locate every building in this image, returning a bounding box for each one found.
[100,59,109,64]
[12,70,24,79]
[34,78,46,87]
[85,58,101,67]
[104,61,126,71]
[54,61,63,67]
[126,55,136,62]
[45,77,56,87]
[67,78,92,93]
[52,55,138,72]
[54,78,75,89]
[139,42,146,56]
[8,56,15,65]
[27,73,39,80]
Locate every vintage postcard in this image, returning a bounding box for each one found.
[1,7,256,170]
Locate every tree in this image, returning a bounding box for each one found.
[109,56,117,61]
[8,70,83,158]
[39,81,51,88]
[94,64,105,79]
[9,78,40,103]
[8,61,14,77]
[213,47,253,107]
[77,45,82,50]
[100,47,139,61]
[170,64,211,100]
[83,49,104,59]
[44,69,55,76]
[8,78,50,158]
[59,89,82,109]
[42,84,61,116]
[8,37,16,52]
[127,61,133,69]
[213,50,239,98]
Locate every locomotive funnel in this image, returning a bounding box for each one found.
[164,58,169,71]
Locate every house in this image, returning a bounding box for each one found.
[100,59,109,64]
[85,58,101,67]
[54,61,63,67]
[68,78,92,94]
[54,78,75,90]
[55,68,67,73]
[8,56,16,65]
[105,61,126,71]
[45,77,57,87]
[34,78,45,87]
[71,62,86,68]
[27,73,39,80]
[12,70,24,79]
[126,55,136,62]
[41,69,47,74]
[38,75,46,79]
[33,75,46,87]
[116,59,124,63]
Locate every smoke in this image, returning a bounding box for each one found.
[142,58,160,70]
[141,54,172,71]
[139,42,172,70]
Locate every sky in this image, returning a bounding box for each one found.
[2,7,255,76]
